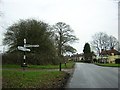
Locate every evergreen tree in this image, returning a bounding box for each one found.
[83,43,91,53]
[83,43,92,63]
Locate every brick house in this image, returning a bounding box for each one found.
[71,52,96,62]
[99,48,120,63]
[70,53,84,62]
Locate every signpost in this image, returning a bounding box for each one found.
[18,46,31,52]
[24,45,39,47]
[18,38,39,70]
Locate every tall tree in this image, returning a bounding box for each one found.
[83,43,91,53]
[109,35,118,49]
[52,22,78,58]
[83,43,92,63]
[3,19,58,65]
[91,32,118,55]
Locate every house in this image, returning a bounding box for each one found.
[71,53,84,62]
[70,52,96,62]
[99,48,120,63]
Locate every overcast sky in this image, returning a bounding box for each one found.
[0,0,118,53]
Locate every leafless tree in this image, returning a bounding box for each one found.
[109,35,118,49]
[52,22,78,57]
[91,32,118,55]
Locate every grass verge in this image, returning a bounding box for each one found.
[2,61,75,69]
[95,63,120,67]
[2,70,69,88]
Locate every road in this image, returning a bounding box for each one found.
[66,63,119,88]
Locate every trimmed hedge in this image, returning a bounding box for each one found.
[115,59,120,64]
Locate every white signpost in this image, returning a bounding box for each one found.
[18,38,39,70]
[24,45,39,48]
[18,46,31,52]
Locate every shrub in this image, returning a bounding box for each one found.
[115,59,120,64]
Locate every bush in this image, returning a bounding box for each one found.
[115,59,120,64]
[2,52,22,65]
[93,59,97,63]
[2,51,60,65]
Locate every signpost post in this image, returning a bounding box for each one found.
[18,38,39,70]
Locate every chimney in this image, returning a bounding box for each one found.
[111,47,114,50]
[101,49,104,51]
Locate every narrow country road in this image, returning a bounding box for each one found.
[66,63,119,88]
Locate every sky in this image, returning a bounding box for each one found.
[0,0,118,53]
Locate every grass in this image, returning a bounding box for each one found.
[2,61,75,69]
[2,70,69,88]
[2,61,75,88]
[2,64,21,68]
[29,62,74,69]
[95,63,120,67]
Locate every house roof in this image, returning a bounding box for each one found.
[71,53,83,57]
[71,52,96,57]
[100,49,120,55]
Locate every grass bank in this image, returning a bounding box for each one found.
[95,63,120,67]
[2,61,75,69]
[2,70,69,88]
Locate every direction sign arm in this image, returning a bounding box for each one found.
[25,45,39,47]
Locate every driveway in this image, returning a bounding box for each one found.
[66,63,119,88]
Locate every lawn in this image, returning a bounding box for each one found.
[2,70,69,88]
[2,61,75,69]
[95,63,120,67]
[29,61,74,69]
[2,64,21,69]
[2,61,75,88]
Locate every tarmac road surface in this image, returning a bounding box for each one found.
[66,63,119,89]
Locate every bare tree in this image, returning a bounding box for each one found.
[91,32,118,55]
[52,22,78,57]
[91,32,109,54]
[109,35,118,49]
